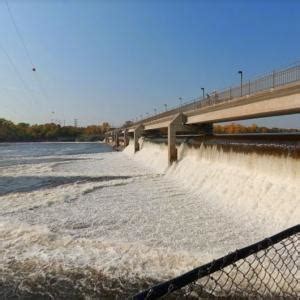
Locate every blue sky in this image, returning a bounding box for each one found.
[0,0,299,127]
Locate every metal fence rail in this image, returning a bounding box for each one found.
[132,64,300,126]
[133,224,300,299]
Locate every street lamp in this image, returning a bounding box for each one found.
[201,87,205,99]
[179,97,183,112]
[238,70,243,97]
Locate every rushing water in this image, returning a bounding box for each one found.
[0,141,299,298]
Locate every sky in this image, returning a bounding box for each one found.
[0,0,299,128]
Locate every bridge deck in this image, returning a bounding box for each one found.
[127,81,300,131]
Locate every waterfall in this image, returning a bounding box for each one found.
[125,140,300,228]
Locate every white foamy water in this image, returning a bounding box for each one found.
[0,141,299,297]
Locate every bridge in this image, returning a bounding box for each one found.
[106,64,300,164]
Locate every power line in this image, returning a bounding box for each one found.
[4,0,35,69]
[0,42,36,108]
[4,0,51,103]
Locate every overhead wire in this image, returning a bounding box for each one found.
[4,0,53,120]
[0,42,36,109]
[4,0,35,68]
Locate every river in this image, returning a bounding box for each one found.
[0,141,299,298]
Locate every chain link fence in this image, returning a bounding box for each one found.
[133,224,299,299]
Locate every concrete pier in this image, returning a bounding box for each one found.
[124,129,129,147]
[115,130,119,147]
[168,114,187,165]
[168,124,177,164]
[134,124,144,152]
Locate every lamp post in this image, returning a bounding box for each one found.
[179,97,182,112]
[238,70,243,97]
[201,87,205,99]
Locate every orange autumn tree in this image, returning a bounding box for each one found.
[214,123,276,134]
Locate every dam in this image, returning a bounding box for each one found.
[102,63,300,297]
[106,64,300,165]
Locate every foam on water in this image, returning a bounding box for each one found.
[171,143,300,227]
[123,138,168,173]
[126,140,299,227]
[0,141,299,297]
[0,221,200,297]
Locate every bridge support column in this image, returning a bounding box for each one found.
[168,124,177,165]
[113,131,119,147]
[168,113,187,165]
[110,131,115,144]
[134,125,144,153]
[124,129,129,147]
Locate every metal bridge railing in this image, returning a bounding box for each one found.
[133,224,300,299]
[132,64,300,127]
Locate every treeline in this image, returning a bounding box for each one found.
[1,118,299,142]
[0,118,111,142]
[214,123,300,134]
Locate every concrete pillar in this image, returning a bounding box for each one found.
[115,131,119,147]
[111,131,115,144]
[168,123,177,165]
[124,129,129,147]
[134,125,144,153]
[106,132,112,144]
[167,113,187,165]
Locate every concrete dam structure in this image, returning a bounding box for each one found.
[106,64,300,164]
[101,64,300,297]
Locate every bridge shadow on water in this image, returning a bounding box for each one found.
[0,175,132,196]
